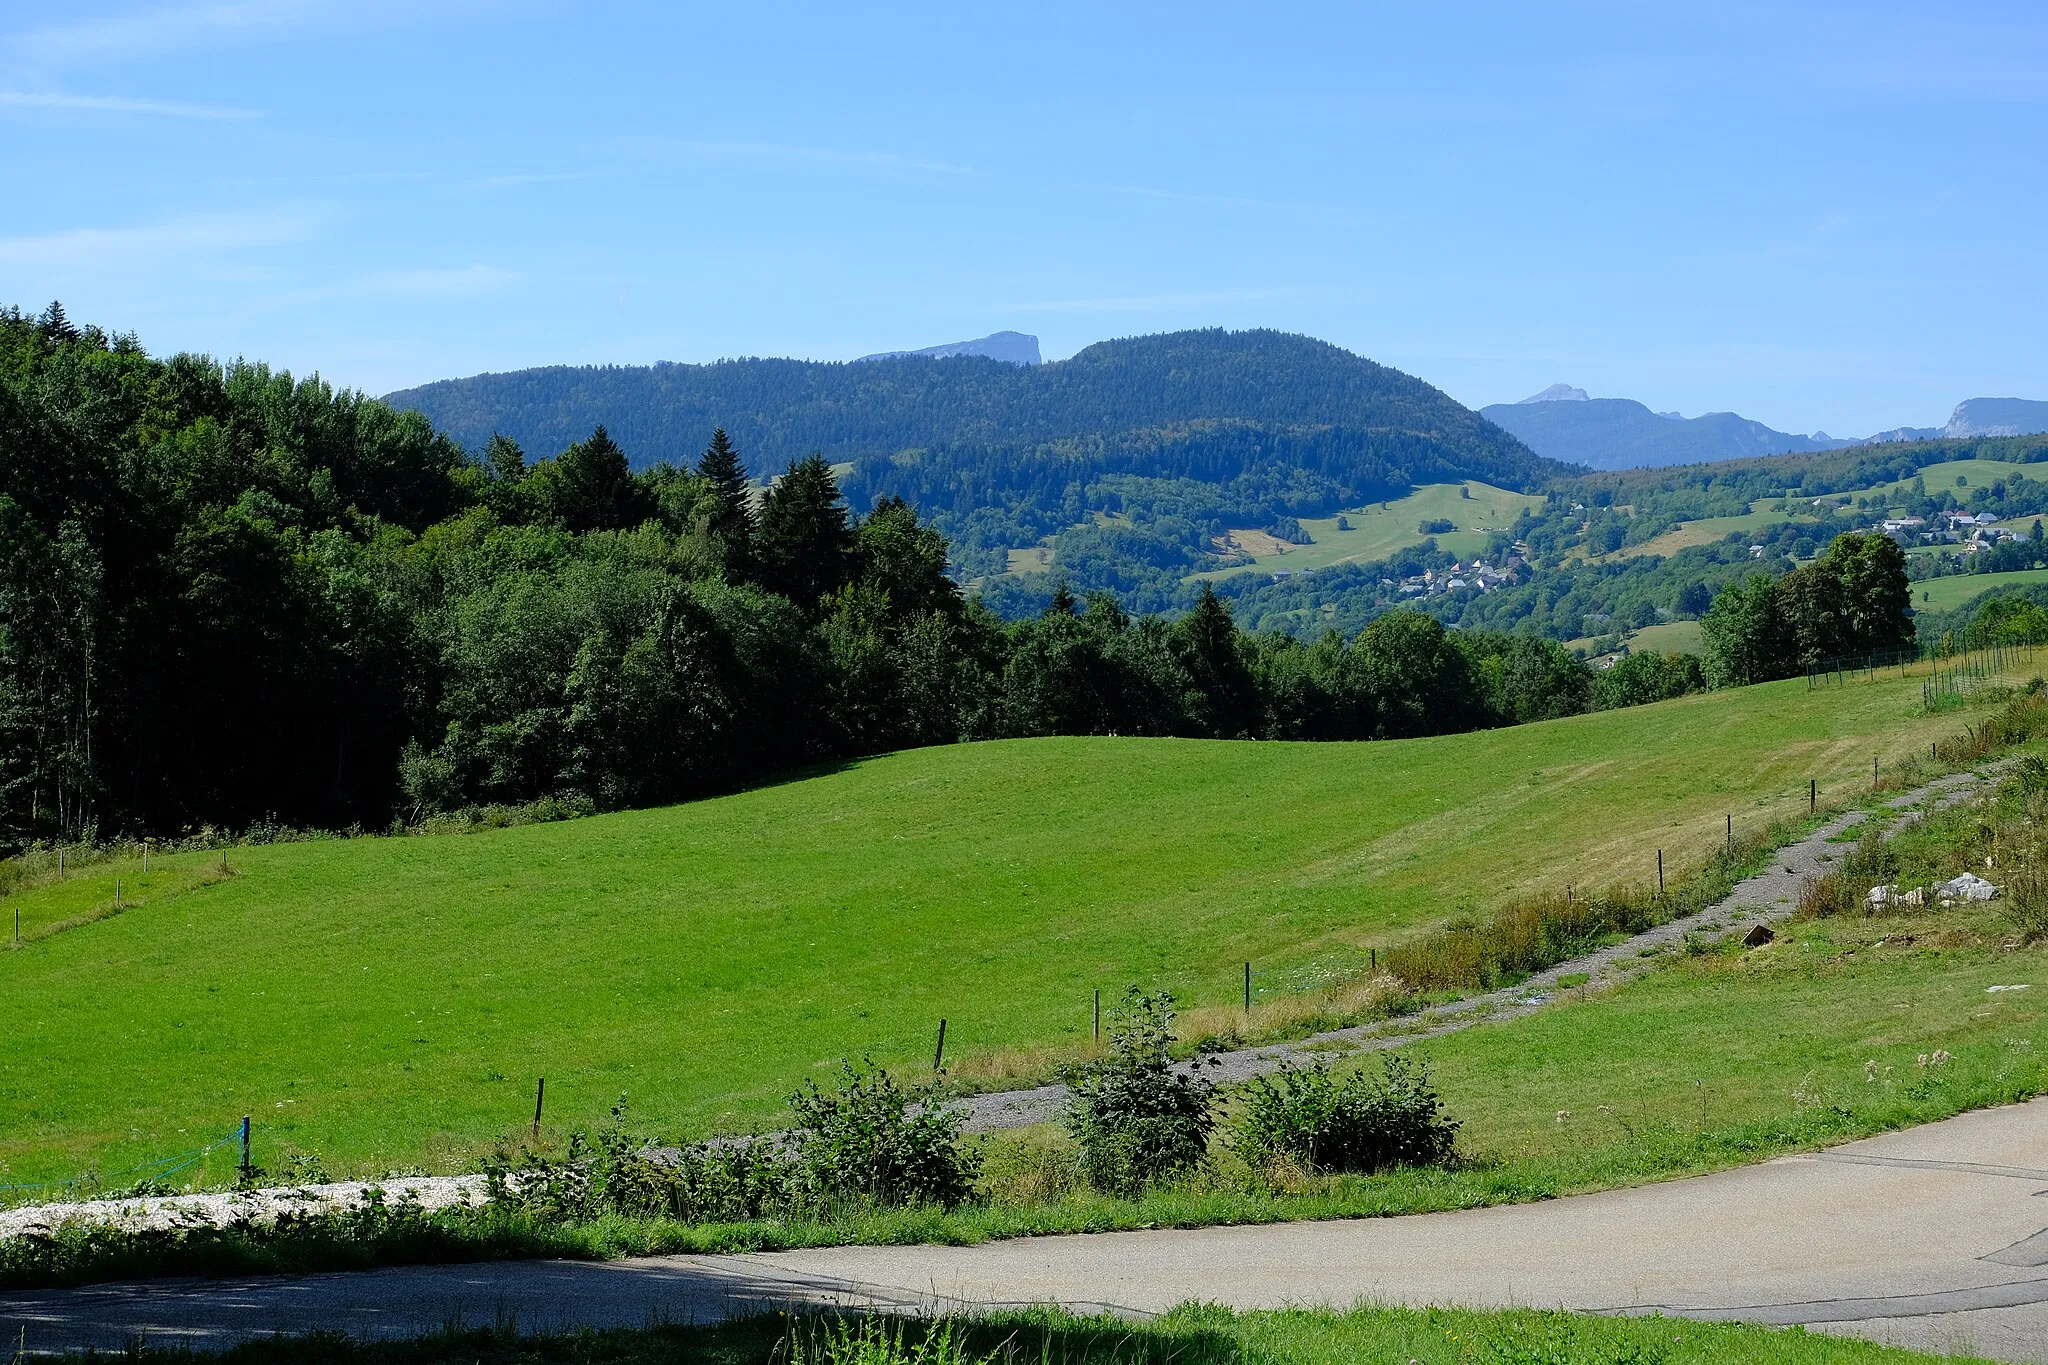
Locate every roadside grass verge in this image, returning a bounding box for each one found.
[56,1301,1991,1364]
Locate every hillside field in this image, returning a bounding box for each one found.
[1912,567,2048,615]
[0,666,2023,1187]
[1196,481,1541,582]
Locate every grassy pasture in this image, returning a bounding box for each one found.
[1195,481,1540,581]
[1866,457,2037,501]
[1911,566,2048,615]
[1565,619,1706,658]
[0,666,2028,1189]
[1608,497,1818,561]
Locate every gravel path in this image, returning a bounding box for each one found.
[0,765,2004,1239]
[958,764,2004,1130]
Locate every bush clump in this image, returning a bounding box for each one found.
[485,1058,981,1224]
[1235,1054,1458,1175]
[788,1057,983,1210]
[1061,989,1216,1195]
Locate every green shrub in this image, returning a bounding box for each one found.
[788,1057,982,1210]
[484,1060,982,1224]
[1061,989,1216,1195]
[1235,1054,1458,1175]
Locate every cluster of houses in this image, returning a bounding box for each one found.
[1384,556,1526,597]
[1878,510,2022,549]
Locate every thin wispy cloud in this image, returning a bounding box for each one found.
[0,90,263,119]
[7,2,320,65]
[6,0,484,66]
[0,212,316,269]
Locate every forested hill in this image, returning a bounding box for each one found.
[385,328,1562,493]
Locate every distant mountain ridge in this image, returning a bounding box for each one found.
[1481,395,1852,470]
[857,331,1042,365]
[1947,397,2048,439]
[384,327,1560,491]
[1481,384,2048,470]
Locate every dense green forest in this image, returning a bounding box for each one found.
[1,307,1720,849]
[389,330,1563,593]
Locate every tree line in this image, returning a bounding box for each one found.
[1,307,1705,849]
[1700,533,1916,684]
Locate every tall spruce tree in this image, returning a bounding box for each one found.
[697,428,756,575]
[1172,581,1256,737]
[756,454,854,608]
[533,425,647,532]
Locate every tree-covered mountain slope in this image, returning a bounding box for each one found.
[387,329,1565,606]
[386,328,1561,493]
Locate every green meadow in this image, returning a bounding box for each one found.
[1912,566,2048,614]
[0,666,2022,1189]
[1196,480,1541,581]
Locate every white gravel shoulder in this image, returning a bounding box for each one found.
[0,1175,486,1241]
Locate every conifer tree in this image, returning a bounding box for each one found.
[697,428,756,573]
[756,454,853,608]
[1172,581,1256,736]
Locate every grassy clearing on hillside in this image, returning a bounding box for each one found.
[1194,481,1541,581]
[1912,566,2048,614]
[1563,621,1705,659]
[1868,457,2036,501]
[1628,620,1705,654]
[104,1303,1985,1364]
[0,664,2031,1189]
[1601,499,1817,562]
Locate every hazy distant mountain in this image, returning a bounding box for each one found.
[1946,397,2048,439]
[1481,393,1851,470]
[857,331,1042,365]
[1518,383,1588,403]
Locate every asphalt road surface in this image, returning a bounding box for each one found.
[9,1097,2048,1361]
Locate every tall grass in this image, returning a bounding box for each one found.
[1388,682,2048,994]
[1384,820,1788,993]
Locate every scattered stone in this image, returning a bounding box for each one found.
[1988,984,2032,993]
[1868,884,1898,907]
[1743,924,1775,947]
[1939,872,2000,902]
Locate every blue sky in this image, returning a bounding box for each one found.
[4,1,2043,435]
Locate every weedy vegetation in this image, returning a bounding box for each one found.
[52,1302,1995,1364]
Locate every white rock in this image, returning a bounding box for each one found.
[1939,873,2000,902]
[1868,884,1898,906]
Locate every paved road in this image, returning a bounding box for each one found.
[9,1098,2048,1361]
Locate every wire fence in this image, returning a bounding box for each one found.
[0,1123,245,1202]
[1804,639,2042,701]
